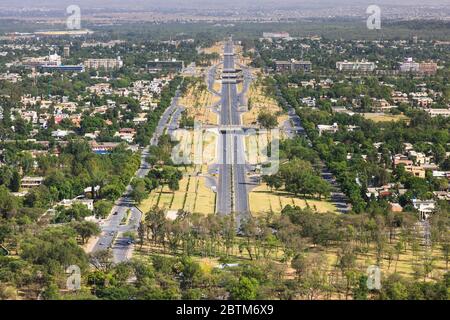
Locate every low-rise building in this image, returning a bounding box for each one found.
[399,58,438,75]
[317,123,339,136]
[301,97,316,107]
[87,83,112,95]
[21,176,45,189]
[425,108,450,118]
[399,58,420,73]
[90,141,120,154]
[115,128,136,143]
[432,171,450,179]
[275,60,312,73]
[419,62,438,75]
[389,203,403,212]
[84,57,123,70]
[262,32,290,40]
[40,64,84,73]
[22,53,61,68]
[51,129,74,139]
[405,165,426,178]
[434,191,450,201]
[147,59,184,73]
[59,198,94,211]
[336,60,376,72]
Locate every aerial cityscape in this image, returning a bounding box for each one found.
[0,0,449,304]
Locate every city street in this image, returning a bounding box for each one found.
[92,89,182,263]
[216,39,250,227]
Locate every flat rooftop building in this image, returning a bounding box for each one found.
[40,64,85,72]
[21,176,45,189]
[84,57,123,70]
[263,32,290,39]
[336,61,376,72]
[147,59,184,72]
[275,60,312,73]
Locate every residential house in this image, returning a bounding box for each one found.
[21,176,45,189]
[317,123,339,136]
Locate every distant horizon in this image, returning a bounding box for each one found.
[0,0,448,25]
[1,0,449,10]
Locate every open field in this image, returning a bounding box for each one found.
[249,183,337,214]
[179,79,220,125]
[243,79,283,126]
[213,81,221,93]
[244,131,283,165]
[317,242,449,282]
[236,82,243,94]
[238,55,253,66]
[138,165,216,216]
[362,113,410,123]
[172,129,217,165]
[134,222,448,286]
[199,42,223,56]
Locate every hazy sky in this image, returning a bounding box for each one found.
[2,0,450,10]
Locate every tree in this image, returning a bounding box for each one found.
[257,111,278,129]
[0,186,18,218]
[41,283,60,300]
[72,221,101,244]
[229,276,259,300]
[137,221,145,249]
[176,256,202,289]
[441,241,450,271]
[20,226,89,275]
[24,185,53,208]
[86,158,106,199]
[9,170,20,193]
[89,250,114,273]
[0,283,18,300]
[101,183,124,201]
[262,174,283,191]
[131,178,148,204]
[145,207,166,245]
[353,275,369,300]
[54,203,92,223]
[168,177,180,192]
[94,200,113,219]
[0,166,13,188]
[381,274,409,300]
[291,254,309,280]
[394,241,404,272]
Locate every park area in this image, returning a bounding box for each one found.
[138,165,216,216]
[243,76,285,127]
[362,112,410,123]
[179,77,220,125]
[249,183,337,215]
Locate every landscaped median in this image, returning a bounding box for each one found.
[138,166,216,216]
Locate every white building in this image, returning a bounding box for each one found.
[317,123,339,136]
[59,198,94,211]
[399,57,420,73]
[51,129,74,139]
[84,57,123,70]
[262,32,290,39]
[412,199,436,220]
[336,61,376,72]
[21,176,45,189]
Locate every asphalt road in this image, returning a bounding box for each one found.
[92,89,182,263]
[216,39,250,225]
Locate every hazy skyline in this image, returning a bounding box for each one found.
[2,0,450,10]
[0,0,448,23]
